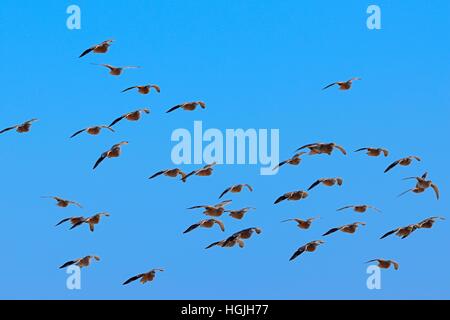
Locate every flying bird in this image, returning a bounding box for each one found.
[71,212,110,232]
[149,168,187,181]
[0,119,38,135]
[225,207,256,220]
[384,156,421,173]
[337,205,381,213]
[70,125,114,138]
[206,227,261,249]
[289,240,324,261]
[322,77,361,90]
[296,142,346,156]
[79,39,113,58]
[380,223,420,240]
[366,259,399,270]
[399,172,440,200]
[183,219,225,234]
[122,84,160,95]
[182,162,217,182]
[42,196,82,208]
[59,255,100,269]
[308,177,343,191]
[188,200,232,217]
[109,109,150,127]
[322,222,366,236]
[166,101,206,113]
[55,216,85,229]
[272,152,306,171]
[274,190,309,204]
[354,147,389,157]
[219,184,253,199]
[123,268,164,285]
[92,63,140,76]
[281,217,319,230]
[93,141,128,170]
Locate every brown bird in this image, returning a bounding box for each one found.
[322,77,361,90]
[384,156,421,173]
[79,39,113,58]
[188,200,232,217]
[337,205,381,214]
[59,255,100,269]
[183,219,225,234]
[417,216,445,229]
[206,227,262,249]
[93,141,128,170]
[322,222,366,236]
[122,84,160,94]
[182,162,217,182]
[272,152,306,171]
[71,212,110,232]
[308,177,343,191]
[109,109,150,127]
[70,125,114,138]
[219,184,253,199]
[123,268,164,285]
[205,237,244,249]
[380,223,420,240]
[42,196,82,208]
[366,259,399,270]
[55,216,85,229]
[166,101,206,113]
[399,172,440,200]
[149,168,186,181]
[354,147,389,157]
[281,217,319,230]
[296,142,347,156]
[0,119,38,135]
[225,207,256,220]
[274,190,309,204]
[92,63,140,76]
[289,240,325,261]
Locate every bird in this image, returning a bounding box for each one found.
[79,39,113,58]
[225,207,256,220]
[205,237,244,249]
[182,162,217,182]
[281,217,319,230]
[322,222,366,236]
[296,142,346,156]
[272,152,306,171]
[188,200,232,217]
[123,268,164,285]
[289,240,325,261]
[166,101,206,113]
[149,168,187,181]
[71,212,110,232]
[322,77,361,90]
[206,227,262,249]
[42,196,82,208]
[337,205,381,214]
[70,125,114,138]
[93,141,128,170]
[354,147,389,157]
[92,63,140,76]
[384,156,421,173]
[274,190,308,204]
[230,227,262,241]
[417,216,445,229]
[109,109,150,127]
[122,84,160,95]
[55,216,85,229]
[366,259,399,270]
[380,223,420,239]
[0,119,38,135]
[219,184,253,199]
[183,219,225,234]
[59,255,100,269]
[308,177,343,191]
[399,172,440,200]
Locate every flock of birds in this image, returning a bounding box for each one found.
[2,39,444,288]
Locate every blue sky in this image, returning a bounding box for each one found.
[0,0,449,299]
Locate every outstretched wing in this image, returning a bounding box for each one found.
[109,115,125,127]
[334,145,347,155]
[337,206,353,211]
[322,82,337,90]
[274,194,287,204]
[123,274,144,285]
[431,184,440,200]
[354,148,368,153]
[205,241,221,249]
[0,126,16,134]
[289,245,307,261]
[93,152,107,170]
[384,160,400,173]
[70,128,86,138]
[121,86,137,93]
[149,171,165,179]
[322,227,340,236]
[55,217,71,227]
[183,223,201,234]
[79,47,93,58]
[59,260,77,269]
[213,219,225,232]
[219,187,231,199]
[166,105,181,113]
[380,228,399,239]
[307,179,322,191]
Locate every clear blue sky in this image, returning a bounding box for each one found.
[1,0,449,299]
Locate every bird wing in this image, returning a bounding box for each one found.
[382,149,389,157]
[123,274,144,285]
[166,105,181,113]
[334,145,347,155]
[183,223,201,234]
[205,241,221,249]
[216,200,232,208]
[70,220,85,230]
[322,82,337,90]
[431,183,440,200]
[380,228,399,239]
[354,147,368,153]
[70,128,86,138]
[397,188,413,198]
[289,245,307,261]
[93,152,108,170]
[219,187,231,199]
[79,47,94,58]
[244,184,253,192]
[365,259,379,264]
[151,85,161,93]
[391,261,399,270]
[296,143,318,152]
[109,115,126,127]
[0,126,17,134]
[384,160,400,173]
[187,205,208,210]
[213,219,225,232]
[55,217,72,226]
[272,160,287,171]
[322,227,340,236]
[69,201,83,208]
[274,194,288,204]
[149,171,165,179]
[121,86,137,93]
[337,206,353,211]
[307,179,322,191]
[59,260,77,269]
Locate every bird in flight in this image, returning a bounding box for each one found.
[71,212,110,232]
[417,216,445,229]
[166,101,206,113]
[272,152,306,171]
[188,200,232,217]
[122,84,160,95]
[337,205,381,214]
[183,219,225,234]
[384,156,421,173]
[219,184,253,199]
[308,177,343,191]
[281,217,319,230]
[149,168,187,181]
[55,216,85,229]
[399,172,440,200]
[354,147,389,157]
[225,207,256,220]
[322,222,366,236]
[182,162,217,182]
[109,109,150,127]
[366,259,399,270]
[92,63,140,76]
[289,240,324,261]
[79,39,113,58]
[93,141,128,170]
[70,125,114,138]
[322,77,361,90]
[42,196,82,208]
[380,222,422,240]
[296,142,346,156]
[274,190,309,204]
[0,119,38,135]
[206,227,261,249]
[59,255,100,269]
[123,268,164,286]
